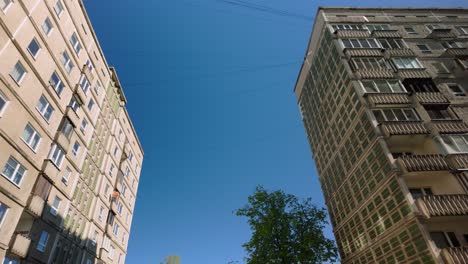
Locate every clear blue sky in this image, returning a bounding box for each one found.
[84,0,467,263]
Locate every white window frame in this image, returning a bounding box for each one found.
[113,223,119,236]
[351,57,390,70]
[21,123,42,152]
[416,44,431,54]
[392,57,424,69]
[27,38,41,59]
[342,38,380,49]
[1,157,27,186]
[70,32,82,55]
[61,51,74,73]
[458,59,468,69]
[50,195,61,216]
[49,72,64,95]
[36,231,49,252]
[372,108,420,122]
[125,166,130,177]
[10,61,27,85]
[35,95,54,122]
[53,0,64,17]
[109,164,115,177]
[121,184,127,197]
[42,17,53,36]
[441,134,468,154]
[447,83,466,96]
[0,91,9,117]
[61,167,71,185]
[0,202,8,227]
[114,147,118,157]
[109,245,115,259]
[128,151,133,162]
[72,141,80,156]
[1,0,13,13]
[87,99,94,111]
[49,143,65,167]
[457,26,468,35]
[80,119,87,133]
[432,62,449,74]
[442,41,463,49]
[367,24,391,31]
[117,202,123,215]
[79,74,90,94]
[361,80,406,94]
[98,206,104,221]
[404,26,417,34]
[69,97,79,112]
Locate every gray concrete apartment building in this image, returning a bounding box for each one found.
[0,0,143,263]
[295,7,468,264]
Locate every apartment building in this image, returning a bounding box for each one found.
[295,7,468,264]
[0,0,143,264]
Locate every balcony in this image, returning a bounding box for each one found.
[371,29,401,38]
[344,48,382,58]
[65,106,80,128]
[384,48,416,57]
[397,69,432,79]
[397,154,450,172]
[441,48,468,58]
[365,93,410,105]
[74,84,87,105]
[55,132,71,152]
[42,160,59,182]
[10,232,31,258]
[354,69,394,79]
[27,194,45,217]
[82,65,94,82]
[431,120,468,134]
[334,29,370,38]
[415,195,468,218]
[441,246,468,264]
[380,121,429,137]
[427,28,457,39]
[414,92,449,104]
[446,154,468,170]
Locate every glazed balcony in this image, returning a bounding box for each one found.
[10,232,31,258]
[365,93,410,106]
[431,120,468,134]
[397,154,450,173]
[441,246,468,264]
[414,92,449,104]
[380,121,429,137]
[415,195,468,218]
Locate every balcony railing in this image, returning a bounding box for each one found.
[384,48,416,57]
[446,154,468,170]
[365,93,410,105]
[10,232,31,258]
[344,48,382,58]
[354,69,394,79]
[441,246,468,264]
[416,195,468,217]
[380,121,429,136]
[27,194,45,217]
[334,29,370,38]
[427,28,457,39]
[397,69,432,79]
[398,154,450,172]
[414,92,449,104]
[371,29,401,38]
[432,120,468,134]
[441,48,468,58]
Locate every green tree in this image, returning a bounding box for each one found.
[236,186,338,264]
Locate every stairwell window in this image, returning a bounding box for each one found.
[404,26,417,34]
[69,97,80,112]
[372,108,419,123]
[36,95,54,122]
[361,80,405,93]
[10,61,27,84]
[42,17,53,36]
[342,38,380,49]
[113,223,119,236]
[79,74,90,94]
[50,196,61,216]
[21,123,41,151]
[27,38,41,59]
[53,0,64,17]
[441,135,468,153]
[0,203,8,227]
[1,0,12,12]
[70,32,82,55]
[80,118,87,134]
[447,84,466,96]
[36,231,49,252]
[61,167,71,185]
[61,51,74,73]
[49,72,64,95]
[0,91,9,117]
[392,58,424,69]
[49,144,65,167]
[1,157,26,186]
[60,118,74,139]
[72,141,80,156]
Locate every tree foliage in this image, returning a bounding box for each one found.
[236,186,338,264]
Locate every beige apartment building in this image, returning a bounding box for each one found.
[295,7,468,264]
[0,0,143,264]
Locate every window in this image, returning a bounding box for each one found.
[94,82,100,95]
[1,157,26,185]
[80,119,87,133]
[0,203,8,226]
[10,61,26,84]
[42,17,53,35]
[442,41,463,49]
[122,233,126,245]
[426,24,448,31]
[457,26,468,35]
[404,26,417,34]
[441,135,468,153]
[21,123,41,151]
[87,99,95,111]
[342,38,379,49]
[132,179,136,189]
[36,231,49,252]
[61,167,71,185]
[113,223,119,236]
[49,72,64,95]
[125,166,130,177]
[27,38,41,58]
[392,58,424,69]
[36,95,54,121]
[1,0,12,12]
[409,188,432,200]
[50,196,61,216]
[92,230,98,245]
[416,44,431,54]
[351,58,390,70]
[118,254,122,264]
[72,141,80,156]
[69,97,79,112]
[114,147,118,157]
[432,62,449,74]
[366,24,391,31]
[0,91,8,116]
[60,51,74,73]
[79,74,90,94]
[121,184,127,197]
[70,32,81,54]
[53,0,64,17]
[372,108,419,123]
[60,119,74,139]
[430,232,460,249]
[447,84,466,96]
[98,206,104,220]
[103,236,110,251]
[117,202,123,215]
[86,259,92,264]
[424,105,455,120]
[379,39,406,49]
[109,245,115,259]
[458,59,468,69]
[331,24,365,31]
[85,58,94,72]
[128,151,133,161]
[361,80,405,93]
[49,144,65,167]
[118,129,123,142]
[3,256,20,264]
[126,212,130,224]
[109,164,115,177]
